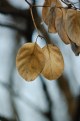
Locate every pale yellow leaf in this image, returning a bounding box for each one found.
[16,43,45,81]
[41,44,64,80]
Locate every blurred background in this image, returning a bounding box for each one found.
[0,0,80,121]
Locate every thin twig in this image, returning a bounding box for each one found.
[25,0,32,6]
[25,0,53,44]
[30,7,40,34]
[61,0,71,5]
[33,5,50,7]
[61,0,78,9]
[25,0,49,7]
[25,0,41,35]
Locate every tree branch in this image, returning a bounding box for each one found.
[57,75,76,119]
[0,116,15,121]
[0,22,27,35]
[0,0,29,18]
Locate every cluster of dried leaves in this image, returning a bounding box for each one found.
[16,42,64,81]
[42,0,80,54]
[16,0,80,81]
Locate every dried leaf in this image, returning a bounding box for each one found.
[42,0,61,33]
[71,43,80,56]
[55,8,71,44]
[16,43,45,81]
[65,9,80,46]
[41,44,64,80]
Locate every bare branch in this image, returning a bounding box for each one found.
[0,23,26,35]
[0,0,29,18]
[25,0,32,6]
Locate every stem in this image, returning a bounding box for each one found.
[25,0,41,35]
[36,35,48,43]
[25,0,50,7]
[61,0,73,8]
[33,5,50,7]
[25,0,32,6]
[30,7,40,35]
[25,0,80,10]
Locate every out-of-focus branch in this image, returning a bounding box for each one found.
[0,23,26,35]
[32,7,53,44]
[0,81,10,89]
[0,116,15,121]
[0,0,52,44]
[0,0,34,41]
[57,75,76,119]
[40,77,54,121]
[73,93,80,121]
[0,0,28,18]
[79,0,80,9]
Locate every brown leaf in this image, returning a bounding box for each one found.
[55,8,71,44]
[41,44,64,80]
[16,43,45,81]
[65,9,80,46]
[42,0,61,33]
